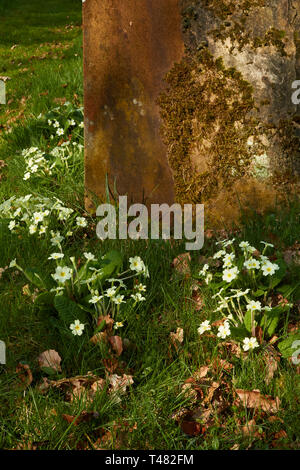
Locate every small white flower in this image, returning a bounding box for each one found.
[112,294,125,305]
[217,322,231,339]
[222,267,239,283]
[239,241,250,249]
[52,266,72,284]
[39,226,47,235]
[69,119,76,126]
[9,259,17,268]
[51,232,64,246]
[50,286,65,294]
[260,255,269,266]
[56,128,64,136]
[230,288,250,298]
[76,216,87,227]
[199,263,209,276]
[131,292,146,302]
[244,258,260,270]
[214,299,229,312]
[243,337,259,351]
[213,250,226,259]
[32,212,44,224]
[114,321,124,329]
[216,238,235,248]
[246,300,262,312]
[106,287,117,298]
[79,121,84,128]
[8,220,16,231]
[198,320,211,335]
[262,261,279,276]
[30,164,38,173]
[53,120,60,128]
[70,320,85,336]
[129,256,145,273]
[23,172,31,180]
[89,294,103,304]
[223,253,235,267]
[84,252,95,261]
[48,253,64,260]
[260,241,274,248]
[29,224,37,234]
[205,273,213,285]
[135,283,146,292]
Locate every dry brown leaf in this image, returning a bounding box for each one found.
[108,335,123,356]
[108,374,134,394]
[38,349,62,372]
[170,327,184,348]
[210,358,233,374]
[172,252,191,277]
[191,291,204,311]
[193,366,209,380]
[90,331,108,345]
[242,419,257,436]
[97,314,114,332]
[180,420,206,437]
[230,444,240,450]
[263,346,280,384]
[16,363,33,389]
[235,389,280,413]
[103,357,119,374]
[181,383,198,403]
[62,411,99,426]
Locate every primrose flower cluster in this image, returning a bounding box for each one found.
[0,194,87,238]
[48,252,148,331]
[22,142,83,181]
[199,239,279,285]
[197,238,290,351]
[21,104,84,182]
[10,251,149,335]
[197,318,259,352]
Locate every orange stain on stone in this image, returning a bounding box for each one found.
[83,0,184,210]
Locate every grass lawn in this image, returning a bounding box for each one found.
[0,0,299,451]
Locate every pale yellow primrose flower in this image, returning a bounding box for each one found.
[246,300,262,312]
[70,320,85,336]
[198,320,211,335]
[262,261,279,276]
[243,337,259,351]
[222,267,239,282]
[52,266,72,284]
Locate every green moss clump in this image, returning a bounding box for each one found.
[158,50,264,204]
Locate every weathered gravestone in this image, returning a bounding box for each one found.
[84,0,300,220]
[83,0,184,209]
